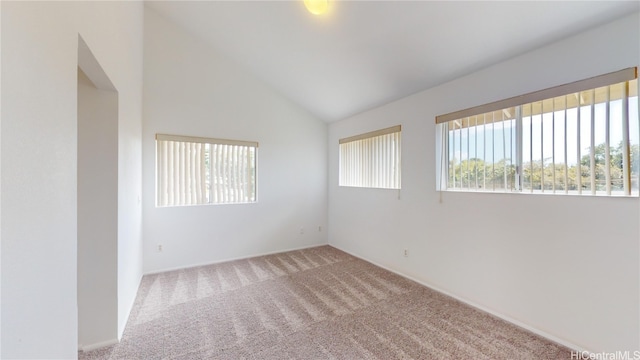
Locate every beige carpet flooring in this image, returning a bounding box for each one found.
[80,246,571,359]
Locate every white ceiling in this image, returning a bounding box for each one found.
[145,1,639,122]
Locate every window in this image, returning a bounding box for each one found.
[156,134,257,207]
[339,125,401,189]
[436,67,639,196]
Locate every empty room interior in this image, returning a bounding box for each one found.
[2,1,640,359]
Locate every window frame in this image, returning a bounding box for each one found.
[155,134,258,207]
[338,125,402,190]
[436,67,639,196]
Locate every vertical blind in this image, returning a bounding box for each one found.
[339,125,401,189]
[156,134,258,207]
[436,67,638,196]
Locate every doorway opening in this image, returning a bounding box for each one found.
[77,36,119,351]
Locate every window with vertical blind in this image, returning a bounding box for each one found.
[156,134,257,207]
[436,67,639,196]
[339,125,401,189]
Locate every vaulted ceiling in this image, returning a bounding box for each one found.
[145,1,639,122]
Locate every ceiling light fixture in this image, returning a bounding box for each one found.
[304,0,329,15]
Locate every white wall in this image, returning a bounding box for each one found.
[328,12,640,353]
[0,0,3,355]
[1,2,143,358]
[142,8,328,273]
[77,68,118,350]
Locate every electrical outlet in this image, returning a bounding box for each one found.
[300,227,305,235]
[403,248,408,257]
[318,226,322,232]
[157,244,163,252]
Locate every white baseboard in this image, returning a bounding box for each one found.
[329,244,589,354]
[144,242,329,275]
[79,338,119,352]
